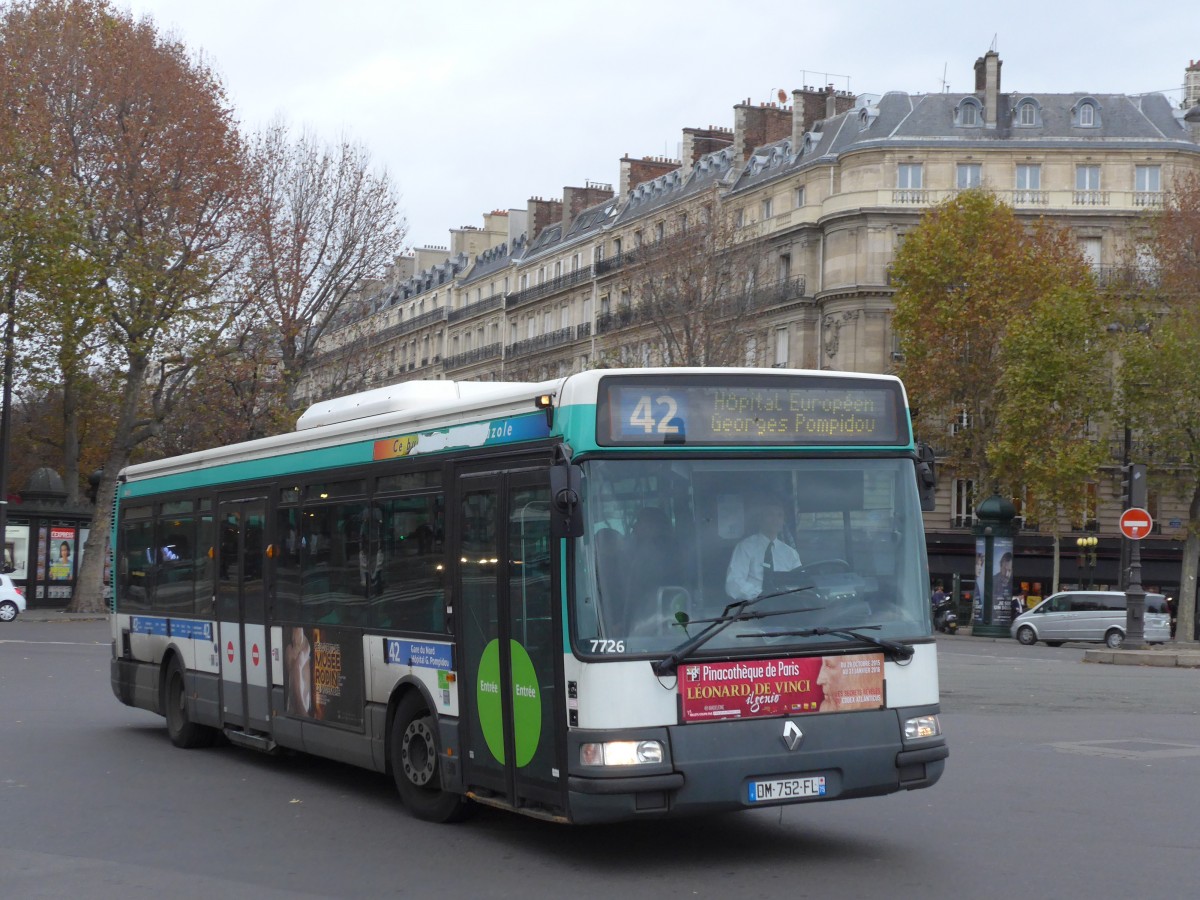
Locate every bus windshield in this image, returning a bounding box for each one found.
[572,457,929,658]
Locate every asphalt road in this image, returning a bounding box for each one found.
[2,620,1198,899]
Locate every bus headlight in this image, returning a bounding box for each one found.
[580,740,665,766]
[904,715,942,740]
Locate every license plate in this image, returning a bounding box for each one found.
[747,775,827,803]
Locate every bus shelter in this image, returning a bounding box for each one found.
[3,467,95,610]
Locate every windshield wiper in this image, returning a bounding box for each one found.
[736,625,914,662]
[653,585,821,675]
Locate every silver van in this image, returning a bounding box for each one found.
[1010,591,1171,648]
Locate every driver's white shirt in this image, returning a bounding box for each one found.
[725,533,802,601]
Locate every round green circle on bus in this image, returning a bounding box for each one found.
[475,638,542,767]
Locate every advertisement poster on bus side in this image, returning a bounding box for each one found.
[679,653,885,723]
[282,624,363,728]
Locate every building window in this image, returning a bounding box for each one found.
[733,208,745,228]
[613,238,622,257]
[582,297,591,321]
[956,163,982,189]
[1016,101,1038,126]
[778,253,791,282]
[510,320,518,343]
[1135,164,1162,206]
[543,310,552,333]
[744,336,758,366]
[761,197,773,219]
[1015,164,1042,203]
[678,212,688,232]
[774,327,788,367]
[634,230,643,248]
[897,163,923,189]
[560,306,569,329]
[1075,165,1101,191]
[600,295,610,316]
[794,186,806,208]
[953,479,975,528]
[1078,236,1102,270]
[527,317,536,339]
[654,221,665,242]
[960,102,978,126]
[1079,103,1094,126]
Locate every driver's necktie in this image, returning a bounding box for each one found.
[764,540,774,572]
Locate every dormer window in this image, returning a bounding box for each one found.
[1072,98,1101,128]
[955,98,982,127]
[1014,99,1042,127]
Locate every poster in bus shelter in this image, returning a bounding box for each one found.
[282,624,364,728]
[49,527,76,581]
[4,525,30,579]
[680,653,885,723]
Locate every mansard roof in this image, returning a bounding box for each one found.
[728,89,1197,195]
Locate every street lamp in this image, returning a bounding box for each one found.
[1076,535,1098,589]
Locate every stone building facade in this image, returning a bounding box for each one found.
[300,51,1200,604]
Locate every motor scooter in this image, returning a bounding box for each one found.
[932,597,958,634]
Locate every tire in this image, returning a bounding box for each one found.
[0,600,17,622]
[1016,625,1037,646]
[165,660,216,749]
[1105,629,1125,649]
[1044,641,1064,648]
[391,692,470,823]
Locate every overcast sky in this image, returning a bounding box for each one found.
[123,0,1199,253]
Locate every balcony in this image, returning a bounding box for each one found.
[1010,190,1049,206]
[443,342,502,370]
[1073,190,1110,207]
[892,189,929,204]
[505,327,579,358]
[448,294,504,323]
[752,275,807,307]
[505,266,594,309]
[594,250,642,277]
[596,306,637,334]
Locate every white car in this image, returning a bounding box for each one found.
[0,574,26,622]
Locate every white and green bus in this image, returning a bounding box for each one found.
[110,367,946,824]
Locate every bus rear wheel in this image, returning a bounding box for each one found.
[391,692,470,823]
[165,659,216,749]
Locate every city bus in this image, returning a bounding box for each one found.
[110,367,947,824]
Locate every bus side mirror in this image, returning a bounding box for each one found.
[916,443,936,512]
[550,463,584,539]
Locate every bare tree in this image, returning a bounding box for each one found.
[613,191,769,367]
[242,121,407,409]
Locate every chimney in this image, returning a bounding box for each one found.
[976,50,1002,127]
[825,85,837,120]
[791,89,807,148]
[733,100,792,163]
[680,126,734,177]
[526,197,563,240]
[562,183,615,228]
[619,156,680,195]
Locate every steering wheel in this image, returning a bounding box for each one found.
[795,558,852,577]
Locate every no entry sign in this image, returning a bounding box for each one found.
[1119,508,1153,540]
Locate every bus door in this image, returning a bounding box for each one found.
[456,470,562,816]
[216,497,270,733]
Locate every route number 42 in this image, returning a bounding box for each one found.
[629,394,681,434]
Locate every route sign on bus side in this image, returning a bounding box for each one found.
[1119,508,1153,540]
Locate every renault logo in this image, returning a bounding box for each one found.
[782,720,803,751]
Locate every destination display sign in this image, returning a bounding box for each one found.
[596,376,907,447]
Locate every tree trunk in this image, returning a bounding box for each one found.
[1174,484,1200,644]
[61,375,81,504]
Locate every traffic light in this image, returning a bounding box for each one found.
[1121,463,1147,510]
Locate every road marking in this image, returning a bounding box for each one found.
[1052,739,1200,759]
[0,639,107,646]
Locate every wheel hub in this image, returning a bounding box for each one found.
[401,718,436,787]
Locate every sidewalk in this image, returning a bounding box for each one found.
[10,607,109,623]
[949,626,1200,668]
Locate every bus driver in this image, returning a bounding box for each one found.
[725,497,802,601]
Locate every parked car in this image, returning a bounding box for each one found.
[1010,590,1171,648]
[0,573,26,622]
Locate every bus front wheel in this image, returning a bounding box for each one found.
[391,692,470,823]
